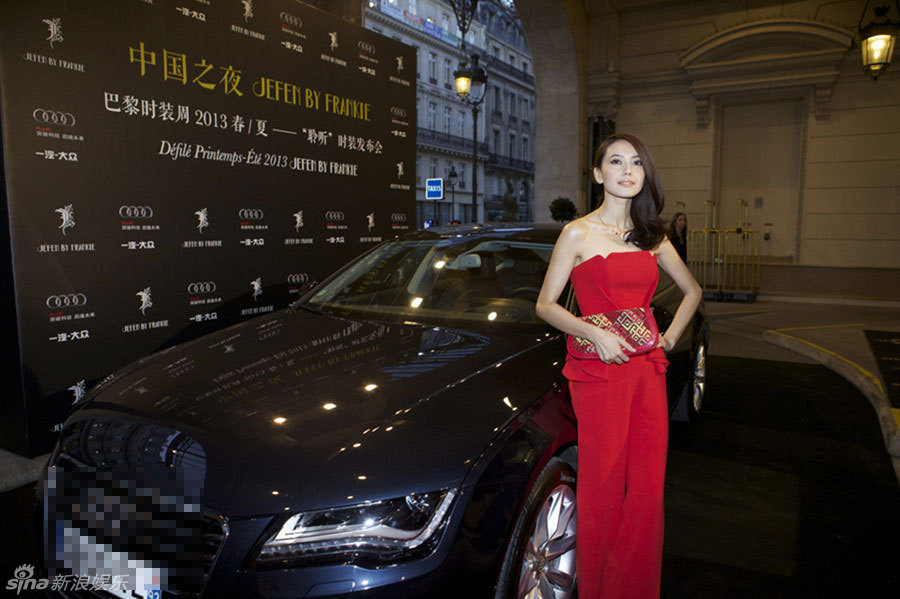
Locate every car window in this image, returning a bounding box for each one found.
[308,239,554,325]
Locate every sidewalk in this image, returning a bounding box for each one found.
[2,295,899,493]
[705,295,900,483]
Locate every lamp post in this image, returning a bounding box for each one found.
[448,165,458,222]
[454,54,487,223]
[859,0,900,79]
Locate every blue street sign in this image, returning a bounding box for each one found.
[425,178,443,200]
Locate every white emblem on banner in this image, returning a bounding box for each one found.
[55,204,75,235]
[136,287,153,315]
[241,0,254,22]
[366,213,375,232]
[43,18,63,48]
[329,32,338,52]
[293,210,304,232]
[69,380,85,405]
[195,208,209,233]
[251,277,262,301]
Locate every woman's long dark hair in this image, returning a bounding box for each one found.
[593,133,666,251]
[668,212,687,242]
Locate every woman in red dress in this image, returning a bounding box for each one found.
[535,133,702,598]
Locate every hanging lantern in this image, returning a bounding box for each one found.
[859,1,900,79]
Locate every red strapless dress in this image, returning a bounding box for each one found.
[564,251,669,599]
[563,251,668,381]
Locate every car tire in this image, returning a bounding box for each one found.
[494,457,577,599]
[672,337,706,423]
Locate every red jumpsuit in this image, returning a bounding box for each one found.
[562,251,669,598]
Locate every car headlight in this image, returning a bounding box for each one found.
[251,489,457,567]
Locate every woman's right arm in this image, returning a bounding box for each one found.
[535,223,634,363]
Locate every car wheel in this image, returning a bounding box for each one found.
[673,338,706,422]
[494,458,577,599]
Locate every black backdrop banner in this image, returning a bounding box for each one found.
[0,0,416,456]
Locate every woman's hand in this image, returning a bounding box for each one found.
[656,335,670,352]
[588,328,634,364]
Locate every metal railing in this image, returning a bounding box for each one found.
[485,153,535,173]
[687,199,760,301]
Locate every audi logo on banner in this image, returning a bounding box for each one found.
[325,211,345,221]
[280,11,302,28]
[33,108,76,126]
[390,106,407,118]
[358,41,376,54]
[391,213,408,223]
[287,273,309,284]
[238,209,265,220]
[46,293,87,308]
[118,205,154,219]
[187,282,217,295]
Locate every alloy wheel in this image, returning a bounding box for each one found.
[692,342,706,413]
[516,483,577,598]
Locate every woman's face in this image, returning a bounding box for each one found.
[676,214,687,231]
[593,139,645,201]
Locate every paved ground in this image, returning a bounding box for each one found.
[662,356,900,598]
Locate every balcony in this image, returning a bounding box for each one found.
[486,153,535,174]
[417,128,490,155]
[483,55,534,86]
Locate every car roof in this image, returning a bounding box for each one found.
[402,223,564,244]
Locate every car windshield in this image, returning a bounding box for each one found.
[306,236,553,325]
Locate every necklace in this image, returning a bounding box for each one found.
[596,216,630,240]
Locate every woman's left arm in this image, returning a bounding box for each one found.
[655,238,703,351]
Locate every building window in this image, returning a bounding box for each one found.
[522,137,529,161]
[460,164,467,189]
[509,55,515,68]
[441,13,449,31]
[509,132,516,158]
[430,158,438,179]
[509,92,516,116]
[493,86,501,111]
[408,0,417,16]
[428,102,436,130]
[493,129,501,153]
[522,60,529,74]
[459,110,465,137]
[444,107,451,134]
[443,59,451,88]
[522,98,529,121]
[416,155,421,185]
[428,53,437,82]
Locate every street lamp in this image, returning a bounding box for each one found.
[859,0,900,79]
[454,54,487,223]
[448,165,458,222]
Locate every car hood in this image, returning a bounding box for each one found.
[56,309,562,516]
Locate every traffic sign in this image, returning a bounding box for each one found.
[425,178,443,200]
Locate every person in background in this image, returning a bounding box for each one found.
[667,212,688,263]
